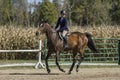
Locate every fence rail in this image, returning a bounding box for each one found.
[0,50,40,53]
[0,40,45,68]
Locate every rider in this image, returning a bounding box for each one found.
[55,10,69,48]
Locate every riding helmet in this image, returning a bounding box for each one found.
[60,10,66,15]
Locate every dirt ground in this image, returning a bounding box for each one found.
[0,67,119,80]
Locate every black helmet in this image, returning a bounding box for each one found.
[60,10,66,15]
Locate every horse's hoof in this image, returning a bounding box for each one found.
[59,68,66,73]
[47,69,51,74]
[76,69,79,72]
[61,69,66,73]
[68,71,71,75]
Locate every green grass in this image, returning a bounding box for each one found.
[0,66,35,70]
[0,60,37,64]
[80,65,120,68]
[0,60,119,70]
[0,65,119,70]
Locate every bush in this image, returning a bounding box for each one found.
[0,26,44,60]
[0,25,120,60]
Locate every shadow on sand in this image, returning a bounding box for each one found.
[0,73,61,75]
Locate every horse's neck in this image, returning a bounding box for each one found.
[45,28,60,43]
[46,28,56,40]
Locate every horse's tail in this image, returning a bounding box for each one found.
[85,32,99,53]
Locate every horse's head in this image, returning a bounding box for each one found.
[36,22,51,36]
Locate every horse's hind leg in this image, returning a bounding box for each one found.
[76,56,84,72]
[56,51,65,72]
[68,51,77,74]
[76,49,84,72]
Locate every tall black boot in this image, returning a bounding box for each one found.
[63,36,68,48]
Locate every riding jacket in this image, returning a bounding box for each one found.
[55,17,69,32]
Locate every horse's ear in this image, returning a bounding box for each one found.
[44,21,47,23]
[44,19,48,23]
[51,26,54,28]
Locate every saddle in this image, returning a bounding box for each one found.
[58,32,70,40]
[58,32,64,40]
[57,31,70,48]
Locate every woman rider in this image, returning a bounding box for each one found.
[55,10,69,48]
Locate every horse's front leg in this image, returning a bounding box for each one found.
[56,51,65,72]
[45,51,51,74]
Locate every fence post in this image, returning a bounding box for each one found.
[44,39,47,59]
[35,40,45,68]
[118,40,120,65]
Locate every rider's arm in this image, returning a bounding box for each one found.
[61,18,67,27]
[55,17,61,29]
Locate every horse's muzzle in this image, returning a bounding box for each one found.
[36,32,39,36]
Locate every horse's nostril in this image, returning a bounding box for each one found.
[36,32,39,36]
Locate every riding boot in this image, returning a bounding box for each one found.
[63,36,68,48]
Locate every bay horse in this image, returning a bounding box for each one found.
[36,22,99,74]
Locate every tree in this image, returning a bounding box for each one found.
[110,0,120,25]
[13,0,28,26]
[32,0,58,26]
[64,0,112,26]
[62,0,73,26]
[53,0,62,15]
[0,0,13,25]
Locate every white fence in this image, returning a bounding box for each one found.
[0,40,45,68]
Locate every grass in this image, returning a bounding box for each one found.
[0,60,37,64]
[0,59,119,69]
[0,64,119,70]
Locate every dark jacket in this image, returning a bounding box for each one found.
[55,17,69,32]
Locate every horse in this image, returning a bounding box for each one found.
[36,22,99,74]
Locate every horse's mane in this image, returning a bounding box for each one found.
[45,24,57,33]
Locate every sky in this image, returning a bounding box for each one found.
[27,0,42,13]
[27,0,53,4]
[27,0,53,13]
[27,0,42,4]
